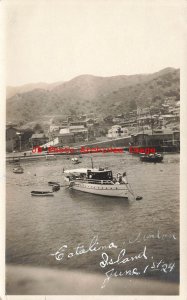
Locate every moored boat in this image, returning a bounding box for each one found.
[48,181,60,186]
[13,166,24,174]
[140,153,163,163]
[71,157,81,165]
[31,191,54,196]
[64,168,130,198]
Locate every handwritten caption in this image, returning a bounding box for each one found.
[50,232,177,288]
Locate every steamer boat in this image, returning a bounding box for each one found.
[64,167,130,198]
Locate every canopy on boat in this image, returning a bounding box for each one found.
[64,168,90,175]
[64,168,111,174]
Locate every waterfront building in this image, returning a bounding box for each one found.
[6,125,21,152]
[131,128,180,149]
[30,133,49,147]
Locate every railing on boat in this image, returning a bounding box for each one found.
[72,178,115,185]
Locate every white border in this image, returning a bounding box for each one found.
[1,0,187,299]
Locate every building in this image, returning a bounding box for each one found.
[6,126,20,152]
[30,133,49,147]
[131,128,180,148]
[59,128,70,135]
[55,133,75,145]
[69,121,87,127]
[69,125,88,142]
[48,125,60,140]
[107,125,129,139]
[160,114,179,126]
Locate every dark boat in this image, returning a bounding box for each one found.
[48,181,60,186]
[140,153,163,163]
[52,185,60,192]
[72,157,81,164]
[31,191,54,196]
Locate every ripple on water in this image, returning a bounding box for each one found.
[6,153,179,282]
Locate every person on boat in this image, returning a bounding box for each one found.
[122,172,128,184]
[112,177,117,183]
[117,173,122,183]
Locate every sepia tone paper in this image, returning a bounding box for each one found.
[1,0,187,299]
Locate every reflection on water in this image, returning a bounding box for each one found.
[6,153,179,283]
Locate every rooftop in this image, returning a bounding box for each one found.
[31,133,46,139]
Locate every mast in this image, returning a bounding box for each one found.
[91,156,94,168]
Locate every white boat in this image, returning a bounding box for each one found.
[13,166,24,174]
[64,168,130,198]
[71,157,81,164]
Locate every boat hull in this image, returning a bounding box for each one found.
[31,194,54,197]
[13,167,24,174]
[140,156,163,163]
[69,182,129,198]
[31,191,54,196]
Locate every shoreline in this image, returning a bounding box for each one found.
[6,148,180,163]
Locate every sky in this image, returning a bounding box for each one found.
[5,0,186,86]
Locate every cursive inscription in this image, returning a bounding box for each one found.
[49,234,177,290]
[101,259,176,288]
[50,235,117,261]
[100,246,147,268]
[125,230,177,245]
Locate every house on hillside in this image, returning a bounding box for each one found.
[55,133,75,145]
[107,125,129,139]
[69,125,88,142]
[69,121,87,127]
[48,125,60,140]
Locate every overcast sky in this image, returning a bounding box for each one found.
[6,0,186,86]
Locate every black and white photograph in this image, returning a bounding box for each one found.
[2,0,187,297]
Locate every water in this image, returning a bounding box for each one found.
[6,153,179,283]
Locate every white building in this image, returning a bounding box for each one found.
[107,125,129,139]
[49,125,60,133]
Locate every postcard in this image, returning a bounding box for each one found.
[1,0,187,299]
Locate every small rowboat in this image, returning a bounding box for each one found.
[31,191,54,196]
[13,166,24,174]
[48,181,60,186]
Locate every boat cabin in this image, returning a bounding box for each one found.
[64,168,113,181]
[87,169,113,180]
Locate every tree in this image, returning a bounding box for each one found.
[33,123,44,133]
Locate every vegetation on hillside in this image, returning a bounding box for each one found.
[6,68,179,126]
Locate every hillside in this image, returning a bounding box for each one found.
[6,68,179,125]
[6,81,63,99]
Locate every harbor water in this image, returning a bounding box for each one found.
[6,153,180,289]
